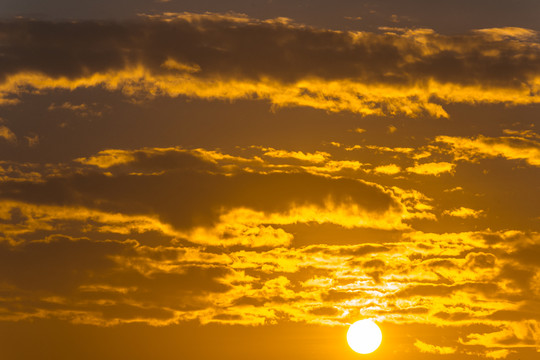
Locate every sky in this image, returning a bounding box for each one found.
[0,1,539,359]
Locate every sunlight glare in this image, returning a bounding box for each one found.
[347,319,383,354]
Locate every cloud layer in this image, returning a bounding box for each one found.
[1,14,540,116]
[1,12,539,360]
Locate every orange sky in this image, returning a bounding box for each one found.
[0,2,539,359]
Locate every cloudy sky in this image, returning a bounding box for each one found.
[0,1,539,359]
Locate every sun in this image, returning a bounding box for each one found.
[347,319,383,354]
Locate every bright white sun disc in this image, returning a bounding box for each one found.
[347,319,382,354]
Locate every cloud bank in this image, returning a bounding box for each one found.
[1,13,540,116]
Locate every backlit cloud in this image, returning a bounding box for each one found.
[0,12,539,357]
[414,339,457,354]
[406,161,455,176]
[1,15,540,116]
[436,135,540,166]
[443,207,484,218]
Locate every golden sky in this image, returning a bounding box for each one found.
[0,2,539,359]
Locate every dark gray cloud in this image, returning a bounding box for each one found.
[0,16,539,90]
[0,168,397,230]
[1,14,539,119]
[0,236,124,293]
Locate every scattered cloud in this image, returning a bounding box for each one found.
[345,144,414,154]
[259,147,331,163]
[461,320,540,350]
[0,125,16,143]
[485,349,514,359]
[502,129,540,140]
[443,207,484,218]
[24,134,39,147]
[406,162,455,176]
[48,102,103,117]
[436,135,540,166]
[474,27,538,41]
[374,164,401,175]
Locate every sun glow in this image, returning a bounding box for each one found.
[347,319,383,354]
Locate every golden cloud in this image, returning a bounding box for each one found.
[437,135,540,166]
[77,149,138,168]
[0,200,181,242]
[1,224,538,334]
[4,144,423,250]
[374,164,401,175]
[0,137,538,360]
[414,339,457,354]
[1,16,540,117]
[443,207,484,218]
[485,349,515,359]
[260,147,331,163]
[0,125,16,143]
[474,27,538,41]
[406,161,455,175]
[461,320,540,349]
